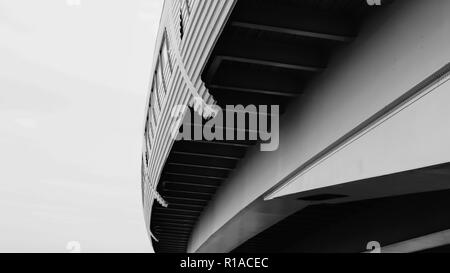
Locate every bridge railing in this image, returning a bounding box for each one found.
[141,0,237,246]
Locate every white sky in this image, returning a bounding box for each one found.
[0,0,164,252]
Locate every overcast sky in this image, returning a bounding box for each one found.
[0,0,164,252]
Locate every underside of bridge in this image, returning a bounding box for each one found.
[151,0,393,253]
[232,163,450,253]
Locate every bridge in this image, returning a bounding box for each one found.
[142,0,450,253]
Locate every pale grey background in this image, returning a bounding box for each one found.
[0,0,163,252]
